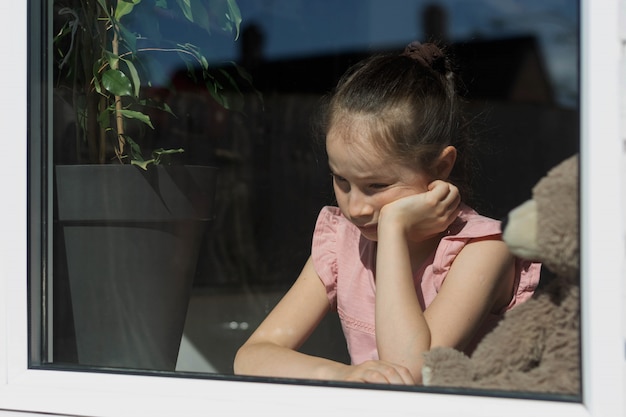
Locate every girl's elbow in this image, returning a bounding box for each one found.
[409,360,425,385]
[233,343,253,375]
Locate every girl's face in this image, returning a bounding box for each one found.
[326,121,432,241]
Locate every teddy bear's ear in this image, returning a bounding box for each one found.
[502,199,540,261]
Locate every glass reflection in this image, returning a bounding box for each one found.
[43,0,578,395]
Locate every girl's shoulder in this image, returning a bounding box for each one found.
[447,204,502,239]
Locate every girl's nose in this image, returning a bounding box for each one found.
[348,191,373,218]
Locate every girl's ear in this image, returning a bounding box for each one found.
[435,146,457,180]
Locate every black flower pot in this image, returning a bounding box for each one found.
[53,164,217,371]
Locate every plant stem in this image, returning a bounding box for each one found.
[111,24,126,163]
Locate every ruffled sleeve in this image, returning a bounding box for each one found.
[505,259,541,311]
[311,206,342,310]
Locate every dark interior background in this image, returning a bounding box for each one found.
[174,2,580,289]
[51,0,579,373]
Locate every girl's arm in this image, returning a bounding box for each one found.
[234,257,415,384]
[375,182,515,383]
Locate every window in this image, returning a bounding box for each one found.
[0,1,624,416]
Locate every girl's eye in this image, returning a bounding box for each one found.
[331,173,347,183]
[369,183,389,190]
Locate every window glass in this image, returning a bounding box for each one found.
[35,0,579,399]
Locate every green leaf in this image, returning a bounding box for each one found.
[131,148,184,170]
[131,159,154,170]
[116,109,154,129]
[153,148,185,166]
[124,135,148,168]
[189,1,211,32]
[161,103,175,116]
[219,68,241,92]
[121,58,141,97]
[175,0,194,22]
[216,69,244,111]
[182,59,197,82]
[104,51,120,72]
[115,0,142,20]
[229,61,253,84]
[77,107,88,135]
[226,0,242,39]
[154,148,184,156]
[117,21,138,53]
[93,64,104,95]
[208,0,241,38]
[102,69,133,96]
[97,109,111,129]
[205,79,229,109]
[200,56,209,71]
[177,42,209,71]
[138,99,176,116]
[53,21,73,46]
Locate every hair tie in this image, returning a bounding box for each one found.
[401,41,444,69]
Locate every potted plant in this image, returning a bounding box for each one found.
[51,0,253,371]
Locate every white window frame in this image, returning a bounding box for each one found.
[1,1,624,416]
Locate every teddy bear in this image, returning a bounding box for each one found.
[421,154,580,396]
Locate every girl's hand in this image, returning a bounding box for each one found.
[336,360,416,385]
[378,180,461,242]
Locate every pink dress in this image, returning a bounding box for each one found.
[311,205,541,365]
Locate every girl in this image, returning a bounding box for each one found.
[234,42,541,385]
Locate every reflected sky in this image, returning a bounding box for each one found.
[237,0,576,56]
[234,0,578,106]
[142,0,578,107]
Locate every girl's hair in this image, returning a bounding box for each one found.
[322,41,475,201]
